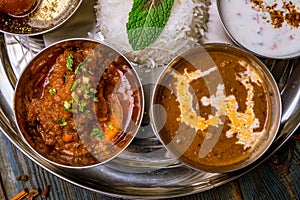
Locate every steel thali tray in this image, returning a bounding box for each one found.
[0,1,300,199]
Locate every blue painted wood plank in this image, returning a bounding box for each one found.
[1,130,300,200]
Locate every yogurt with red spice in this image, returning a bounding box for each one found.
[218,0,300,58]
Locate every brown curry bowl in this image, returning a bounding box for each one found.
[14,38,144,168]
[151,43,281,173]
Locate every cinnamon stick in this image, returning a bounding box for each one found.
[10,189,28,200]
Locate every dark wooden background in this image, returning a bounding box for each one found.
[0,130,299,200]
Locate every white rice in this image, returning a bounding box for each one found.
[94,0,211,67]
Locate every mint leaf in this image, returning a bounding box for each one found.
[126,0,174,50]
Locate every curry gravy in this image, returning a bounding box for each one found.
[15,41,143,166]
[154,49,271,171]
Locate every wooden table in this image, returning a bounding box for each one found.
[0,129,299,200]
[0,0,300,197]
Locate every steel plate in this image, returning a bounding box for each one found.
[0,0,299,199]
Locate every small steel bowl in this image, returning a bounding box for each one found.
[14,38,144,168]
[0,0,82,36]
[1,0,40,18]
[151,43,281,173]
[217,0,300,59]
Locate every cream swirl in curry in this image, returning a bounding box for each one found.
[153,49,271,171]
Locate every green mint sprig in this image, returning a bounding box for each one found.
[126,0,174,50]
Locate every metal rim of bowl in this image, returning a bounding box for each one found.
[0,0,83,36]
[5,0,41,18]
[13,38,145,169]
[216,0,300,60]
[150,43,282,173]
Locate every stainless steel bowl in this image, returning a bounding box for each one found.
[13,38,144,169]
[0,0,82,35]
[151,43,282,173]
[217,0,300,59]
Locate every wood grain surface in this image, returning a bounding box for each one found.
[1,0,300,199]
[0,130,299,200]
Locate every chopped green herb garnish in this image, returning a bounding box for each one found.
[49,88,56,95]
[86,58,92,63]
[84,109,91,115]
[60,118,67,126]
[55,118,67,126]
[81,66,87,73]
[84,93,90,99]
[75,65,80,75]
[67,53,74,71]
[91,127,104,139]
[108,124,115,130]
[70,79,79,91]
[84,110,92,118]
[84,109,91,114]
[82,77,90,84]
[71,92,79,104]
[63,100,72,110]
[80,85,90,98]
[64,74,68,81]
[79,67,94,75]
[93,97,99,102]
[75,58,93,75]
[87,70,94,75]
[76,88,83,95]
[54,118,61,123]
[79,100,87,112]
[90,88,97,94]
[65,108,78,113]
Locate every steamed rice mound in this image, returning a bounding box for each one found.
[95,0,211,67]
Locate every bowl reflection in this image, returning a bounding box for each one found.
[151,43,281,173]
[14,38,144,168]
